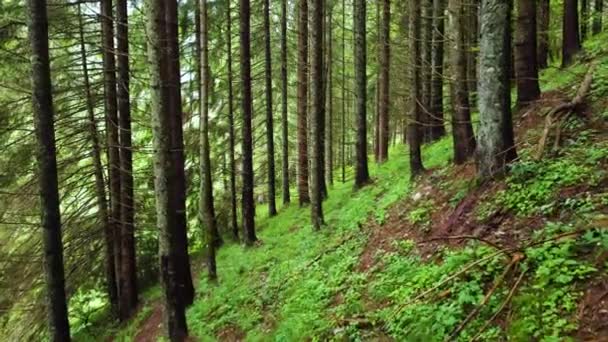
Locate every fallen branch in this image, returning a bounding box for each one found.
[447,253,525,341]
[470,268,528,342]
[535,62,597,160]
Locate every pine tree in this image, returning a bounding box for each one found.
[310,0,325,228]
[264,0,278,216]
[280,0,291,205]
[116,0,138,319]
[225,0,239,240]
[409,0,425,176]
[377,0,391,162]
[354,0,370,187]
[77,2,117,317]
[448,0,476,164]
[199,0,217,280]
[476,0,517,178]
[537,0,551,69]
[515,0,541,106]
[562,0,582,67]
[146,0,189,337]
[240,0,257,244]
[27,0,72,339]
[297,0,311,205]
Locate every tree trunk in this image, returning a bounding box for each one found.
[116,0,138,320]
[537,0,550,69]
[77,2,117,317]
[466,0,479,99]
[145,0,189,338]
[409,0,425,177]
[421,0,433,142]
[430,0,446,140]
[164,0,196,308]
[280,0,291,204]
[562,0,581,67]
[240,0,257,244]
[477,0,517,178]
[310,0,325,229]
[263,0,277,216]
[341,0,346,184]
[27,0,71,339]
[448,0,476,164]
[325,5,334,185]
[354,0,370,187]
[101,0,122,304]
[582,0,589,40]
[199,0,217,281]
[225,0,239,240]
[297,0,311,205]
[593,0,603,34]
[378,0,390,162]
[515,0,541,106]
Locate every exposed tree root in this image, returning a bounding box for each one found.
[536,63,597,160]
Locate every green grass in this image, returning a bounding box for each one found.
[186,138,453,341]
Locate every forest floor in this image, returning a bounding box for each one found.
[92,32,608,342]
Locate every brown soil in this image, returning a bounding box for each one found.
[133,303,163,342]
[577,278,608,341]
[216,325,246,342]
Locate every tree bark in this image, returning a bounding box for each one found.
[409,0,425,177]
[377,0,390,162]
[225,0,239,240]
[280,0,291,204]
[199,0,217,281]
[310,0,325,229]
[77,2,117,317]
[101,0,122,304]
[448,0,476,164]
[582,0,589,40]
[164,0,196,307]
[421,0,433,142]
[466,0,479,99]
[593,0,603,34]
[341,0,346,184]
[240,0,257,244]
[354,0,370,187]
[477,0,517,178]
[145,0,189,338]
[515,0,541,106]
[297,0,311,205]
[263,0,277,216]
[116,0,138,320]
[430,0,446,140]
[537,0,550,69]
[325,5,334,185]
[562,0,581,67]
[27,0,71,339]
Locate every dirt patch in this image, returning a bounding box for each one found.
[216,325,246,342]
[577,278,608,340]
[134,303,163,342]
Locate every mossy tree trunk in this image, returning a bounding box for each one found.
[476,0,517,179]
[198,0,217,281]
